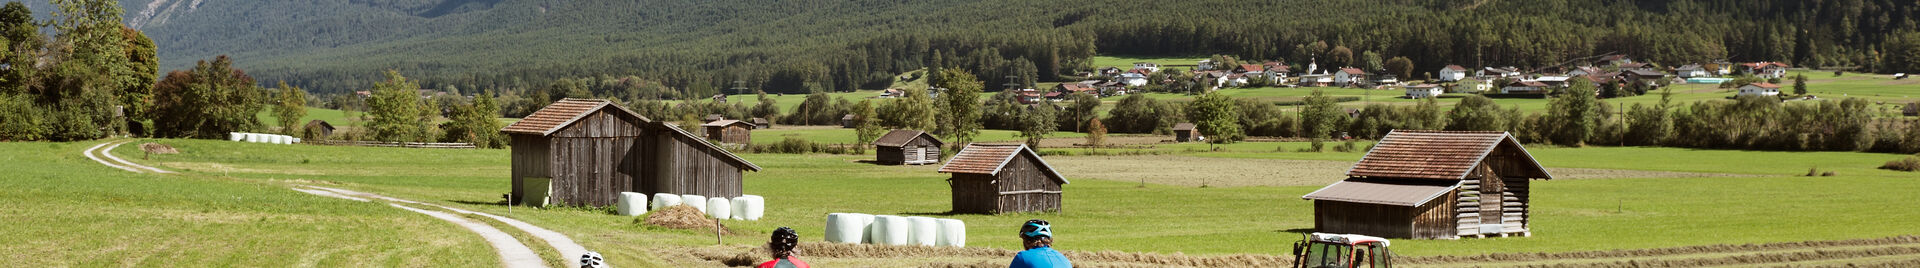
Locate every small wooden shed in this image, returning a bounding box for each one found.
[751,118,772,129]
[873,129,944,165]
[938,144,1068,214]
[1172,123,1200,142]
[841,114,857,128]
[1302,130,1551,239]
[501,98,762,207]
[702,120,755,144]
[704,114,725,123]
[303,120,335,139]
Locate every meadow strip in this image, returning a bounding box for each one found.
[1403,235,1920,265]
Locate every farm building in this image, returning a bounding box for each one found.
[873,129,944,165]
[702,120,754,144]
[704,114,724,122]
[1172,123,1200,142]
[1302,130,1553,239]
[302,120,335,139]
[841,114,857,128]
[750,118,772,129]
[500,98,762,207]
[938,144,1068,214]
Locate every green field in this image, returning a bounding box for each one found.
[1090,56,1208,70]
[66,136,1918,266]
[758,127,1086,145]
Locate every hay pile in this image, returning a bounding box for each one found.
[643,205,729,234]
[140,143,178,154]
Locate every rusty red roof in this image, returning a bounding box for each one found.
[1747,82,1781,89]
[501,98,647,135]
[1346,130,1550,180]
[938,144,1067,184]
[1444,65,1467,71]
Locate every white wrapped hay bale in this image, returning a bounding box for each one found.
[936,218,966,248]
[616,192,647,216]
[870,215,912,246]
[906,216,938,246]
[293,138,302,144]
[229,133,244,141]
[680,195,706,214]
[824,213,873,243]
[730,195,764,221]
[706,197,731,220]
[274,135,288,144]
[244,133,259,143]
[650,193,682,211]
[280,135,294,144]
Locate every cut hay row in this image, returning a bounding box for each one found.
[1497,245,1920,268]
[1404,235,1920,265]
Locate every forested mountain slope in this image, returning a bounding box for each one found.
[39,0,1920,96]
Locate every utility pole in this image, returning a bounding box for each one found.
[731,80,748,96]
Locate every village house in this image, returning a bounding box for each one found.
[1405,84,1443,99]
[872,129,944,165]
[1566,66,1602,77]
[1598,54,1633,66]
[1116,72,1149,87]
[1618,62,1652,71]
[1097,67,1124,76]
[1303,130,1552,239]
[939,144,1068,214]
[1015,88,1044,104]
[500,98,762,207]
[1299,74,1335,87]
[1674,64,1710,78]
[1262,61,1291,84]
[1500,81,1549,94]
[1438,65,1469,82]
[1054,83,1098,97]
[1741,62,1790,78]
[1533,76,1572,88]
[1133,62,1161,73]
[1737,82,1782,97]
[1709,59,1735,76]
[1453,78,1493,93]
[702,119,754,144]
[1370,73,1400,87]
[1478,67,1522,80]
[1621,69,1669,87]
[1335,68,1367,87]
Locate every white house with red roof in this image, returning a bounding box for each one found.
[1740,62,1790,78]
[1334,67,1367,86]
[1737,82,1782,97]
[1438,65,1469,82]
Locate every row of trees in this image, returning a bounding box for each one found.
[0,1,160,141]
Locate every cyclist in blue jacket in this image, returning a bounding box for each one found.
[1009,219,1071,268]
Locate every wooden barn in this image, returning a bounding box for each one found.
[701,119,754,144]
[750,118,772,129]
[1172,123,1200,142]
[1302,130,1552,239]
[500,98,762,207]
[303,120,335,139]
[872,129,944,165]
[704,114,725,123]
[841,114,857,128]
[938,144,1068,214]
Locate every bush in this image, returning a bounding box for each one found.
[1333,140,1359,152]
[1881,156,1920,172]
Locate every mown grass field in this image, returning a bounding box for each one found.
[1090,56,1208,70]
[90,136,1920,266]
[0,141,494,266]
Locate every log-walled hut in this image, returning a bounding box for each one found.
[500,98,762,207]
[302,120,335,139]
[841,114,858,128]
[1172,123,1200,142]
[701,119,754,144]
[750,118,772,129]
[872,129,944,165]
[938,144,1068,214]
[1302,130,1552,239]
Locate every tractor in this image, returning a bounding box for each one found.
[1291,233,1395,268]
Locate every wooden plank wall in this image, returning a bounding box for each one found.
[509,134,551,206]
[949,174,999,214]
[876,146,905,165]
[652,127,745,198]
[1314,201,1414,238]
[1410,190,1458,239]
[876,138,943,165]
[994,154,1062,213]
[546,110,647,207]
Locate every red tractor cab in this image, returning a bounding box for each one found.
[1291,233,1395,268]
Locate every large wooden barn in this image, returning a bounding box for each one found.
[701,119,754,144]
[872,129,944,165]
[1302,130,1552,239]
[938,144,1068,214]
[500,98,762,207]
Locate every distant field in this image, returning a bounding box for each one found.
[757,126,1086,144]
[100,137,1920,266]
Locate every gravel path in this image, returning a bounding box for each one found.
[82,141,145,173]
[305,185,588,268]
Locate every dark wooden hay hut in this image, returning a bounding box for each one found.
[501,98,762,207]
[1302,130,1551,239]
[938,144,1068,214]
[303,120,335,139]
[1172,123,1200,142]
[872,129,944,165]
[841,114,857,128]
[701,119,754,144]
[750,118,771,129]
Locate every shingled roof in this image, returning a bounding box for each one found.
[500,98,648,135]
[872,129,943,147]
[938,144,1067,184]
[1302,178,1460,207]
[1345,130,1551,180]
[702,119,752,128]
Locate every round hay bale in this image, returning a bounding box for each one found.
[642,205,729,234]
[140,143,179,154]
